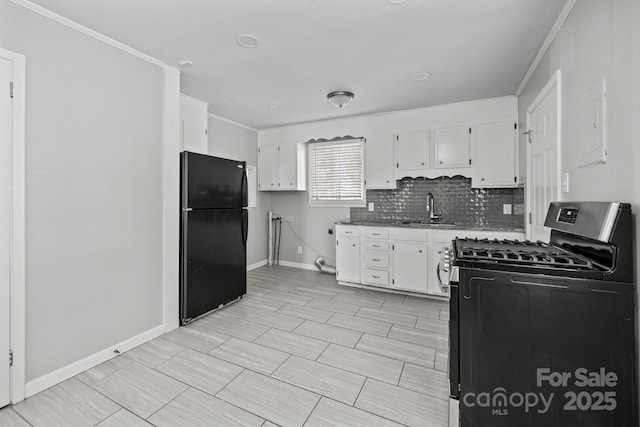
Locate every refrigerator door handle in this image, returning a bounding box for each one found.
[241,162,248,207]
[241,210,248,247]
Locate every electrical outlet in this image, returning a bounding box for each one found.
[368,202,374,212]
[283,216,294,223]
[297,246,303,254]
[503,204,512,215]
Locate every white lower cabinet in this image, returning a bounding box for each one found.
[391,242,428,293]
[335,224,524,298]
[336,237,360,283]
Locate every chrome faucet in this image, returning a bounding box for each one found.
[426,192,442,220]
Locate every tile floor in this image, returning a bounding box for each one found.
[0,265,450,427]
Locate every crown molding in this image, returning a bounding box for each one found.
[9,0,177,71]
[208,113,258,132]
[516,0,576,96]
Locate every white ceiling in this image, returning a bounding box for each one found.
[28,0,567,130]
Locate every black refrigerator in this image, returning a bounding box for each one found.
[180,151,248,325]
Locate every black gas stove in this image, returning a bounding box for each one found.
[448,202,637,427]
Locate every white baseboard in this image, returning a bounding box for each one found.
[277,261,320,272]
[247,259,268,271]
[24,324,164,398]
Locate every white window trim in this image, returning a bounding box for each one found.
[308,138,366,208]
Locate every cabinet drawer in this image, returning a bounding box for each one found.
[392,228,428,242]
[364,240,389,251]
[337,226,360,237]
[363,269,389,286]
[364,251,389,268]
[363,228,389,239]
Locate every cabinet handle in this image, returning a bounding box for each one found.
[345,231,352,234]
[439,161,443,164]
[352,244,356,247]
[373,244,380,248]
[372,275,380,279]
[372,258,381,262]
[419,250,423,253]
[386,180,390,183]
[421,162,425,165]
[481,178,485,181]
[290,182,293,185]
[372,233,380,236]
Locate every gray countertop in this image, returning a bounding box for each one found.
[335,219,525,233]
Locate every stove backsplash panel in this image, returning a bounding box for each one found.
[350,177,525,228]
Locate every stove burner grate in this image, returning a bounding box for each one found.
[455,238,597,270]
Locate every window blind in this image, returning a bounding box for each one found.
[308,139,365,206]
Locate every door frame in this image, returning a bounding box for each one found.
[0,47,26,404]
[525,69,562,240]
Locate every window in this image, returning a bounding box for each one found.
[308,138,365,207]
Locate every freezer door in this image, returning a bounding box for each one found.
[180,208,247,324]
[181,151,248,209]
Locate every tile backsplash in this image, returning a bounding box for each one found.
[350,177,525,228]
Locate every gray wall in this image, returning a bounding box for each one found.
[517,0,640,363]
[1,1,165,381]
[207,116,269,266]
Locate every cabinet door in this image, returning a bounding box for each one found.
[395,130,429,171]
[392,242,428,293]
[428,245,450,297]
[336,237,361,283]
[364,133,395,189]
[434,126,470,168]
[473,121,517,187]
[278,144,297,189]
[258,146,278,191]
[180,95,208,154]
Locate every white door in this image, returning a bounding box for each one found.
[434,126,470,169]
[392,242,428,293]
[364,133,394,189]
[336,237,360,283]
[527,71,561,242]
[395,130,429,171]
[257,146,278,190]
[0,56,13,408]
[278,144,297,190]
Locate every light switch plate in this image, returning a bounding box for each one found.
[503,204,512,215]
[368,202,374,212]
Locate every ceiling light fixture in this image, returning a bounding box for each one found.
[236,34,259,48]
[327,91,355,109]
[178,59,194,68]
[411,71,431,81]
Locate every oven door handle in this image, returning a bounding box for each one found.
[436,261,449,294]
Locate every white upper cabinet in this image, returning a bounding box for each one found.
[364,132,395,189]
[180,94,208,154]
[472,121,518,188]
[258,145,278,190]
[434,126,471,169]
[394,130,429,175]
[258,143,306,191]
[278,144,300,190]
